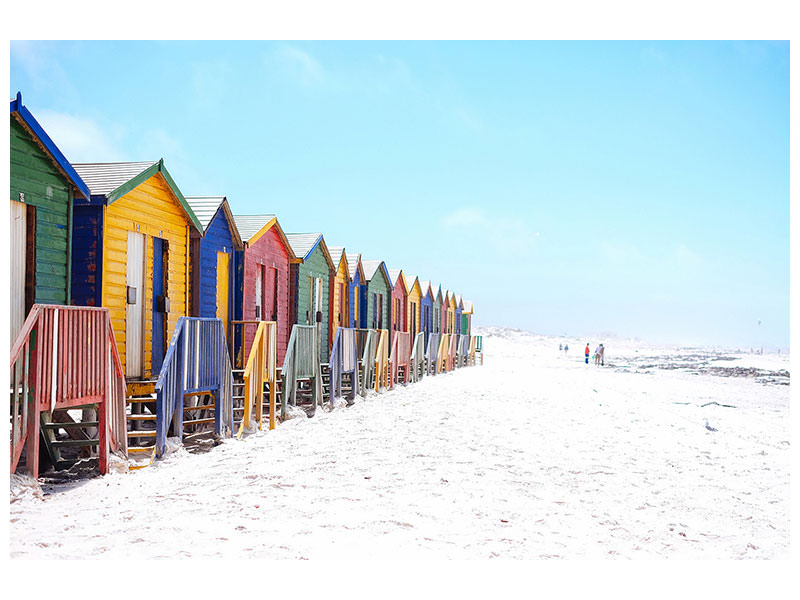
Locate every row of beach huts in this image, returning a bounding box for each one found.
[9,93,483,478]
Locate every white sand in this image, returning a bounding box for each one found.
[9,327,790,559]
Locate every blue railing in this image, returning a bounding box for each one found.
[329,327,360,401]
[457,334,471,368]
[155,317,233,457]
[426,332,441,375]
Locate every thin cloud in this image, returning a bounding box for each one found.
[442,207,539,257]
[273,46,325,85]
[34,109,126,162]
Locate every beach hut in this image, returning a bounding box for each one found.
[462,299,473,337]
[432,284,443,336]
[387,268,408,344]
[361,260,392,333]
[405,274,422,340]
[441,289,450,334]
[347,252,367,329]
[327,246,350,346]
[455,294,463,336]
[231,214,295,364]
[71,159,202,380]
[10,92,92,343]
[418,280,434,347]
[185,196,243,338]
[286,233,335,362]
[447,291,457,334]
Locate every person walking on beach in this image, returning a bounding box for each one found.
[584,343,590,364]
[599,344,605,366]
[594,344,601,366]
[564,344,569,354]
[559,343,563,352]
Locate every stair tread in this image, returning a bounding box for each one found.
[127,431,157,438]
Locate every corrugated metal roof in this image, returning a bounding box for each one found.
[418,280,432,296]
[387,268,403,287]
[72,161,157,196]
[361,260,385,281]
[285,233,323,260]
[404,273,418,291]
[328,246,346,269]
[185,196,225,233]
[346,253,362,278]
[232,214,276,242]
[456,294,463,305]
[463,300,474,313]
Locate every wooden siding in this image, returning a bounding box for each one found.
[421,290,433,344]
[367,273,390,332]
[10,117,72,306]
[101,172,190,378]
[330,255,349,348]
[348,268,364,328]
[239,226,291,363]
[70,204,103,307]
[290,243,332,362]
[190,207,235,320]
[390,277,407,343]
[407,280,422,339]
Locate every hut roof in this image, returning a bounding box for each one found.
[185,196,243,248]
[361,260,391,286]
[10,92,91,201]
[72,158,202,232]
[418,280,433,298]
[463,300,474,313]
[285,233,334,269]
[327,246,349,277]
[346,253,364,281]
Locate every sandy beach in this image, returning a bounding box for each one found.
[9,327,791,559]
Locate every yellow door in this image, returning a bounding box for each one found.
[216,252,229,336]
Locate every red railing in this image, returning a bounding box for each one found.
[9,305,127,478]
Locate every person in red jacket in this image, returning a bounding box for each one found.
[584,343,590,364]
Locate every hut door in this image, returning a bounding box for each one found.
[10,201,26,346]
[151,237,168,375]
[254,266,262,319]
[216,251,230,335]
[411,303,417,338]
[126,231,145,378]
[264,266,277,322]
[338,282,344,327]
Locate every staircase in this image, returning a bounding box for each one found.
[125,380,157,468]
[10,305,127,478]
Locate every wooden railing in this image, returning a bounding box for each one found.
[474,335,484,365]
[155,317,233,458]
[329,327,360,401]
[357,329,377,396]
[437,334,449,373]
[468,336,477,366]
[374,329,390,392]
[236,321,277,437]
[457,334,471,368]
[9,305,126,477]
[409,332,425,383]
[447,332,458,371]
[389,331,410,388]
[281,324,321,418]
[426,332,441,376]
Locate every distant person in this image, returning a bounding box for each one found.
[599,344,605,366]
[584,343,590,364]
[559,343,563,352]
[564,344,569,354]
[594,345,601,365]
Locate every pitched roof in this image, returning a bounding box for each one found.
[232,214,276,243]
[285,233,322,260]
[10,92,91,201]
[418,280,433,298]
[361,260,385,281]
[185,196,243,248]
[387,268,405,290]
[404,273,420,293]
[73,161,156,196]
[285,233,334,269]
[327,246,348,276]
[71,158,202,232]
[463,300,474,313]
[346,253,364,281]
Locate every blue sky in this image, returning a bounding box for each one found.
[10,41,790,349]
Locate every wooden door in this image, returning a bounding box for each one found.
[216,251,230,335]
[254,265,262,320]
[10,201,26,346]
[126,231,145,377]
